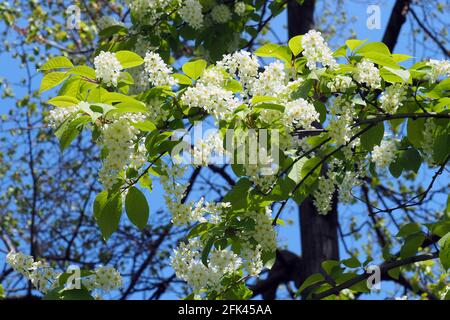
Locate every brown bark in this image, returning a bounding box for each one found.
[382,0,411,52]
[288,0,340,280]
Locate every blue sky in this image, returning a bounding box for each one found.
[0,0,448,300]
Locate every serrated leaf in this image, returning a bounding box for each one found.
[40,56,73,71]
[39,72,68,93]
[47,95,79,107]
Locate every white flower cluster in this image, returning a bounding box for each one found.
[6,251,122,295]
[354,59,381,89]
[301,30,338,70]
[97,16,125,31]
[171,239,241,293]
[313,159,362,214]
[179,0,204,30]
[422,118,436,164]
[249,61,287,98]
[98,115,146,190]
[192,132,227,166]
[191,198,230,224]
[128,0,177,26]
[170,205,276,295]
[248,208,277,252]
[211,4,232,24]
[379,84,407,113]
[84,266,123,292]
[217,50,260,88]
[144,51,176,87]
[160,163,193,225]
[372,139,397,168]
[327,75,353,92]
[313,164,338,215]
[328,97,356,146]
[94,51,123,87]
[426,59,450,83]
[182,83,240,121]
[47,101,88,129]
[284,98,320,130]
[234,2,246,16]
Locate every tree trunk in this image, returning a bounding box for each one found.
[288,0,340,281]
[382,0,411,52]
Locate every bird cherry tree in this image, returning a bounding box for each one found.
[5,0,450,300]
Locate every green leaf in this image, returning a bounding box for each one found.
[291,79,313,99]
[39,72,68,93]
[224,79,243,93]
[380,67,411,84]
[132,120,156,132]
[396,223,421,237]
[407,118,426,149]
[40,56,73,71]
[342,257,360,268]
[173,73,193,85]
[360,52,399,69]
[392,54,413,63]
[115,50,144,69]
[400,232,425,259]
[182,59,207,80]
[296,273,325,295]
[288,35,303,56]
[356,42,390,55]
[125,187,149,229]
[254,43,280,57]
[66,66,96,79]
[96,192,123,241]
[360,123,384,151]
[47,95,79,107]
[399,148,422,173]
[253,103,285,113]
[433,132,450,163]
[345,39,367,51]
[55,115,90,151]
[251,96,278,105]
[59,288,95,300]
[202,238,215,266]
[438,232,450,271]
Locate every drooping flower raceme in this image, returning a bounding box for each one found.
[144,51,176,87]
[354,59,381,89]
[379,84,407,113]
[211,4,232,24]
[284,98,320,130]
[372,139,397,168]
[234,2,246,16]
[301,30,338,70]
[94,51,123,87]
[179,0,204,30]
[426,59,450,83]
[6,251,122,296]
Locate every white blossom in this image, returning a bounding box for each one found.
[354,59,381,89]
[144,51,176,87]
[426,59,450,83]
[94,51,122,87]
[211,4,232,24]
[179,0,204,30]
[301,30,338,70]
[372,139,397,168]
[379,84,407,113]
[234,2,246,16]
